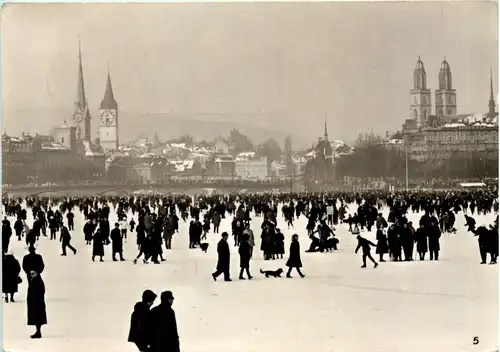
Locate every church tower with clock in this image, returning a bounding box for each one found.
[99,69,119,153]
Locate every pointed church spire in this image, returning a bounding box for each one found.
[75,39,87,111]
[100,66,118,109]
[73,39,92,141]
[324,114,328,141]
[489,67,496,116]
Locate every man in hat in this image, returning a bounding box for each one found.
[111,222,125,261]
[150,291,180,352]
[212,232,231,282]
[128,289,157,352]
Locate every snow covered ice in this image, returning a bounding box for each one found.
[3,202,498,352]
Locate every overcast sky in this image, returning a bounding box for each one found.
[1,2,498,142]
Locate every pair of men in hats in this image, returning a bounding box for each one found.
[128,289,179,352]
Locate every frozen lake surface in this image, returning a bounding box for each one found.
[3,203,498,352]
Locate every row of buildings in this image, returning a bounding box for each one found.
[2,129,309,186]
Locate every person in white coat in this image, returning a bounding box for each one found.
[120,216,128,241]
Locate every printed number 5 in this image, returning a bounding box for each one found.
[473,337,479,345]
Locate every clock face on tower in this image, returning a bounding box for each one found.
[100,110,116,126]
[73,112,83,123]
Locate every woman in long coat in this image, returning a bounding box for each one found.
[260,223,274,260]
[273,228,285,259]
[3,252,21,303]
[414,224,428,260]
[27,270,47,339]
[92,228,105,262]
[238,234,253,280]
[286,234,305,278]
[375,227,389,262]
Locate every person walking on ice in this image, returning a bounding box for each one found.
[355,235,378,268]
[286,234,305,278]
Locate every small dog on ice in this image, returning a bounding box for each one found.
[260,268,283,278]
[200,243,209,253]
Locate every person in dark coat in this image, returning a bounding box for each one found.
[92,228,105,262]
[286,234,305,278]
[27,270,47,339]
[150,291,180,352]
[83,220,94,245]
[14,218,24,241]
[375,226,389,262]
[428,222,442,261]
[238,234,253,280]
[212,232,231,282]
[489,223,499,264]
[66,210,75,231]
[473,226,492,264]
[273,228,285,259]
[355,235,378,268]
[60,225,77,256]
[400,223,414,261]
[2,219,12,253]
[22,246,45,283]
[3,252,21,303]
[26,228,37,248]
[260,222,274,260]
[128,289,157,352]
[414,224,428,260]
[111,223,125,261]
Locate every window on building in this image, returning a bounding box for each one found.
[61,137,65,144]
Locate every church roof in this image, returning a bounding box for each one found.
[100,71,118,110]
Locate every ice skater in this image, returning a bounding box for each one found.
[60,225,77,256]
[355,235,378,268]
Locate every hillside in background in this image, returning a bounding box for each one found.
[3,108,310,148]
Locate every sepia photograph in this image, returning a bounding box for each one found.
[1,1,498,351]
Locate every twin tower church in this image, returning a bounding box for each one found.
[70,44,119,154]
[409,57,496,129]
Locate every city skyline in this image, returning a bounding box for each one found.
[1,2,498,145]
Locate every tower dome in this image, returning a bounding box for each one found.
[415,57,425,70]
[440,58,450,71]
[439,57,452,90]
[413,56,427,90]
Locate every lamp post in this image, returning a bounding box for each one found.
[404,137,409,191]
